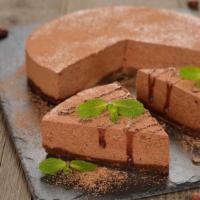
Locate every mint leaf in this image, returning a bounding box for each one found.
[63,161,71,174]
[39,158,97,175]
[76,97,145,123]
[39,158,69,175]
[112,99,145,118]
[70,160,97,172]
[76,98,107,119]
[179,66,200,81]
[108,104,119,123]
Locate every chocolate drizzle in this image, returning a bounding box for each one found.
[98,127,106,148]
[148,71,156,104]
[123,123,134,166]
[163,69,181,114]
[126,130,133,165]
[136,123,158,132]
[147,68,175,105]
[163,83,173,113]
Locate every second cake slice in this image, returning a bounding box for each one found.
[41,83,169,173]
[136,68,200,136]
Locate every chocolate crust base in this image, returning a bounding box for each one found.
[44,146,169,175]
[28,78,65,105]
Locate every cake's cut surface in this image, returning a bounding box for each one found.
[26,6,200,102]
[136,68,200,135]
[41,83,169,172]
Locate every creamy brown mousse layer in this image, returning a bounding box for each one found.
[136,68,200,136]
[26,6,200,103]
[41,83,169,173]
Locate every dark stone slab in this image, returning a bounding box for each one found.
[1,25,200,200]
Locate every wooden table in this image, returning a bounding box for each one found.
[0,0,199,199]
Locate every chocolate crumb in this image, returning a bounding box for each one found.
[187,0,199,10]
[0,28,8,40]
[192,154,200,165]
[170,126,200,165]
[58,107,75,115]
[192,146,200,165]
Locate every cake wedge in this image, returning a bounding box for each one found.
[41,83,169,173]
[136,68,200,136]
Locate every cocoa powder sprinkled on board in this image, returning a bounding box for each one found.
[42,167,129,195]
[28,90,53,117]
[41,165,167,196]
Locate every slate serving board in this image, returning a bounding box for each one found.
[1,25,200,200]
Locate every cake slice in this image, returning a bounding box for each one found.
[136,68,200,135]
[41,83,169,173]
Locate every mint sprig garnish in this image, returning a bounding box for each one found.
[179,66,200,91]
[179,66,200,81]
[39,158,97,175]
[77,98,145,123]
[70,160,97,172]
[39,158,70,175]
[76,98,107,119]
[112,99,144,117]
[108,104,119,123]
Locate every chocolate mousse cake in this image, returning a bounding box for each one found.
[136,68,200,136]
[26,6,200,103]
[41,83,169,173]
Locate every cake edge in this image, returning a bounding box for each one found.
[44,145,169,175]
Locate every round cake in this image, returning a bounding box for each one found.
[26,6,200,103]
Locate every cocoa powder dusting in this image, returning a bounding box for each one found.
[28,90,53,118]
[0,66,53,129]
[42,167,129,195]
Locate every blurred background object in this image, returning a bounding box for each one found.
[192,192,200,200]
[187,0,199,10]
[0,27,8,39]
[0,0,200,28]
